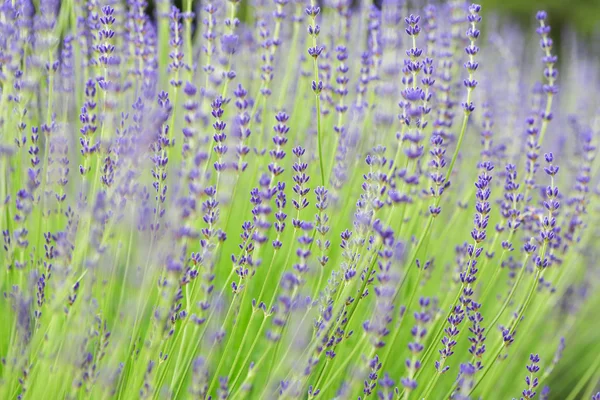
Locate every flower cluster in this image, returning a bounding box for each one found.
[0,2,598,400]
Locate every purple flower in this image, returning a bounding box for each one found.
[257,20,274,98]
[181,82,199,157]
[211,96,228,172]
[291,146,311,228]
[233,84,251,172]
[79,80,99,175]
[293,219,313,276]
[221,33,239,55]
[334,45,349,134]
[363,355,382,396]
[149,91,173,233]
[520,354,540,399]
[168,6,185,87]
[454,362,476,399]
[401,297,431,391]
[538,154,560,256]
[314,186,330,268]
[501,163,523,234]
[268,112,289,178]
[536,11,558,96]
[97,6,116,72]
[461,4,482,113]
[426,133,449,216]
[272,182,287,249]
[377,372,397,400]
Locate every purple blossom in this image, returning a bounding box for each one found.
[520,354,540,399]
[401,297,431,391]
[211,96,228,172]
[168,6,185,87]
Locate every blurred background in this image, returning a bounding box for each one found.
[476,0,600,36]
[161,0,600,37]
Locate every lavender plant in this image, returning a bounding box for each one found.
[0,1,599,399]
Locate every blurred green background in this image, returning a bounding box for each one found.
[478,0,600,36]
[163,0,600,37]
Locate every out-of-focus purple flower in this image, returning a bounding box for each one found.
[401,297,431,392]
[168,6,185,88]
[535,11,558,96]
[501,163,523,237]
[233,84,251,172]
[314,186,330,268]
[461,4,481,114]
[454,362,476,399]
[221,33,239,55]
[377,371,397,400]
[182,81,199,158]
[149,91,173,234]
[79,80,99,175]
[201,1,219,94]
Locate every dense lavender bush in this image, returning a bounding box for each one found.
[0,0,599,399]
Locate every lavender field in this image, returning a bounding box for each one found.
[0,0,599,399]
